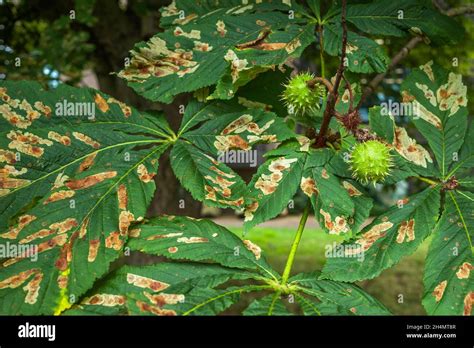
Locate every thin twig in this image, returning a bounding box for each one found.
[358,36,422,107]
[315,0,347,148]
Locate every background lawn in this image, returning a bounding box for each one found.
[230,226,430,315]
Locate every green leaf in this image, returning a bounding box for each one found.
[243,141,308,230]
[321,186,441,282]
[170,140,247,209]
[450,121,474,176]
[118,1,314,103]
[459,177,474,189]
[324,25,389,73]
[303,149,373,235]
[343,0,465,44]
[243,294,291,316]
[307,0,321,20]
[126,216,277,279]
[182,102,295,156]
[290,272,391,315]
[0,81,171,314]
[368,106,394,143]
[423,190,473,315]
[64,263,260,316]
[401,61,468,179]
[235,69,291,118]
[368,105,435,180]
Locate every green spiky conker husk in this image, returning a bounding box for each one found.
[350,140,393,184]
[281,72,325,116]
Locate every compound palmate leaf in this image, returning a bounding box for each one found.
[401,61,468,179]
[323,24,389,74]
[126,216,277,279]
[303,149,373,236]
[118,0,314,103]
[368,105,438,179]
[170,140,248,209]
[321,186,441,282]
[0,81,171,314]
[343,0,464,45]
[182,100,295,156]
[66,216,278,316]
[171,100,295,210]
[290,272,391,315]
[64,216,393,316]
[64,262,262,316]
[423,190,473,316]
[243,294,291,316]
[243,139,308,230]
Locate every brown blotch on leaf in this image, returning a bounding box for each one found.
[396,219,415,243]
[126,273,169,292]
[342,181,362,197]
[118,211,135,236]
[50,218,78,234]
[72,132,100,149]
[94,94,109,113]
[456,262,473,279]
[168,246,178,253]
[137,164,155,183]
[105,231,123,250]
[463,292,474,316]
[144,292,184,306]
[243,239,261,260]
[177,236,209,244]
[147,232,183,241]
[0,214,36,239]
[300,177,318,197]
[136,300,177,316]
[78,153,97,172]
[117,184,128,210]
[23,271,43,304]
[83,294,126,307]
[0,269,38,290]
[65,171,117,190]
[44,190,75,205]
[433,280,447,302]
[88,239,100,262]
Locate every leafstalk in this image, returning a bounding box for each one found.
[281,202,311,285]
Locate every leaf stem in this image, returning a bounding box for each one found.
[318,24,325,79]
[281,202,311,285]
[267,291,282,315]
[416,176,438,186]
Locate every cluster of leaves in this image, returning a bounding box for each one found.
[0,0,471,316]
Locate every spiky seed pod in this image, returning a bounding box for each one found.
[281,72,325,116]
[350,140,393,184]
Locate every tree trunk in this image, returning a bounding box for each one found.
[90,0,201,218]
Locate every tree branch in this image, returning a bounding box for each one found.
[358,4,473,106]
[315,0,347,148]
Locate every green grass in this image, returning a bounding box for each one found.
[229,226,430,315]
